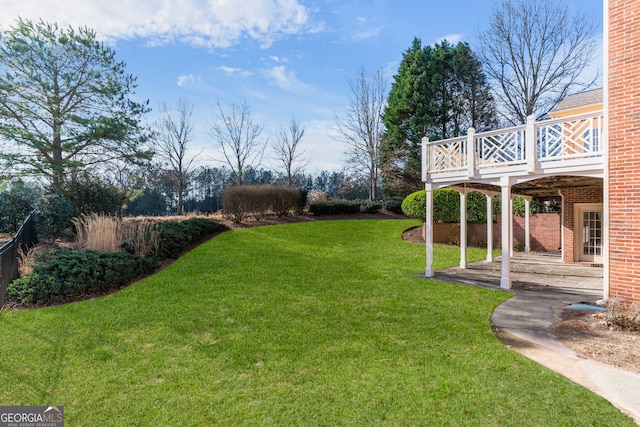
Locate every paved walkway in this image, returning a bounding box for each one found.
[432,254,640,425]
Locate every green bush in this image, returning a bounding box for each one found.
[403,189,490,223]
[0,187,37,233]
[7,249,159,305]
[401,190,426,220]
[383,197,404,214]
[155,218,228,259]
[35,192,74,240]
[309,200,361,215]
[433,189,459,222]
[294,189,308,214]
[61,172,122,217]
[359,200,383,214]
[467,192,487,223]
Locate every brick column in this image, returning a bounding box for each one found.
[608,0,640,302]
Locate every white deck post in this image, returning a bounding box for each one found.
[524,197,531,253]
[467,128,476,178]
[486,194,493,262]
[421,137,429,182]
[526,115,536,173]
[459,188,467,269]
[510,197,514,258]
[501,177,512,289]
[425,183,434,277]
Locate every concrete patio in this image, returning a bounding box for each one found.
[433,253,603,299]
[429,253,640,424]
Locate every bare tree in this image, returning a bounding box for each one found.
[334,68,387,201]
[208,100,266,186]
[478,0,597,125]
[156,98,199,215]
[272,118,309,187]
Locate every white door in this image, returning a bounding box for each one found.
[575,204,603,263]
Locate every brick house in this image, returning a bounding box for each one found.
[421,0,639,303]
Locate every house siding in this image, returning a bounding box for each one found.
[608,0,640,302]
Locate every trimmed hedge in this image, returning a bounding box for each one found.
[7,249,159,305]
[222,185,303,223]
[155,218,229,259]
[402,189,489,223]
[383,197,404,214]
[309,200,362,215]
[309,199,387,216]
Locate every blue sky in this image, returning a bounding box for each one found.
[1,0,603,173]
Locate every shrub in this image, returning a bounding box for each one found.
[402,189,488,223]
[120,221,159,257]
[309,200,361,215]
[401,190,426,220]
[603,298,640,331]
[270,187,302,217]
[35,192,74,240]
[383,197,404,214]
[7,249,159,305]
[307,190,327,205]
[294,189,308,214]
[359,200,383,214]
[222,186,254,223]
[247,186,271,220]
[433,188,460,223]
[61,172,121,217]
[467,192,488,223]
[155,218,228,259]
[0,186,37,233]
[222,185,302,222]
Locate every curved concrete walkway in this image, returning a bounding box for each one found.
[432,254,640,425]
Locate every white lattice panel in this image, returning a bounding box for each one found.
[429,137,467,173]
[476,129,525,167]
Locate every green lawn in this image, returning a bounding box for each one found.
[0,219,632,426]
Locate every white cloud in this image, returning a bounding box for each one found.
[177,74,197,87]
[435,33,464,45]
[219,66,254,77]
[1,0,311,48]
[269,55,289,63]
[352,26,382,41]
[263,65,306,90]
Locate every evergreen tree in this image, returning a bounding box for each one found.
[0,19,153,190]
[381,38,496,196]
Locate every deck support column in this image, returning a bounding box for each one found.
[424,183,434,277]
[486,194,493,262]
[524,197,531,253]
[501,177,512,289]
[510,197,514,257]
[459,188,467,269]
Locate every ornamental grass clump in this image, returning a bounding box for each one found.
[72,213,119,252]
[120,220,160,257]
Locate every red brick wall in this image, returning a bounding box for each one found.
[432,213,561,252]
[561,187,603,263]
[608,0,640,302]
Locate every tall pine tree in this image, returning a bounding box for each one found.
[381,39,496,196]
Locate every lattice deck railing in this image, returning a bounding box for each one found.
[423,111,604,180]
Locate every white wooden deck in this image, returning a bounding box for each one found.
[420,112,605,294]
[422,111,604,186]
